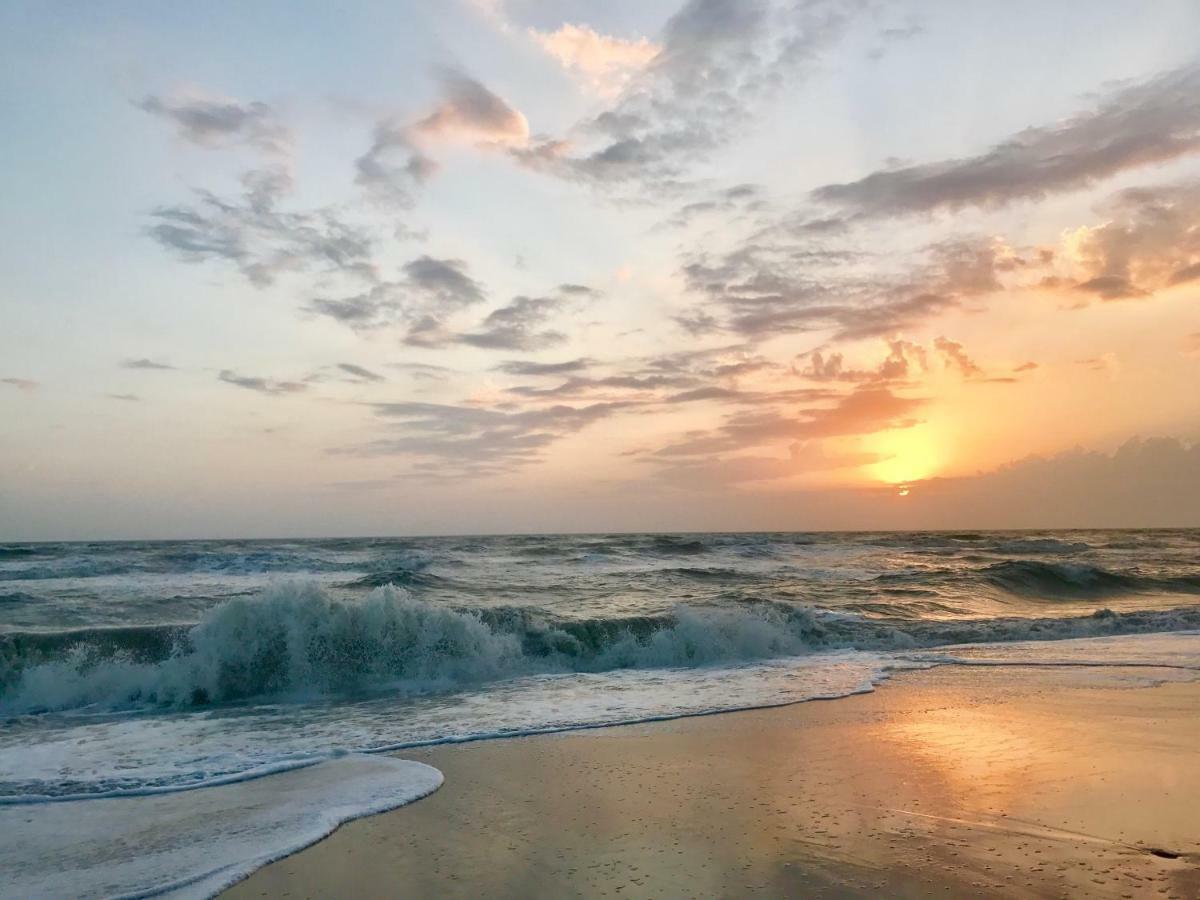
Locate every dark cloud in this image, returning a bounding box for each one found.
[811,63,1200,218]
[459,295,566,351]
[1075,275,1145,300]
[390,362,458,381]
[137,92,291,158]
[1,377,38,391]
[218,369,307,395]
[121,358,175,371]
[494,358,594,376]
[557,283,598,296]
[309,255,486,342]
[507,371,700,400]
[336,363,385,383]
[405,255,485,307]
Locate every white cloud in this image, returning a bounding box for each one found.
[529,24,659,97]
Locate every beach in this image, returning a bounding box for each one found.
[227,662,1200,899]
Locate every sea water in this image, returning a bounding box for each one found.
[2,530,1199,896]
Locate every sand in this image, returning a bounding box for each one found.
[224,663,1200,899]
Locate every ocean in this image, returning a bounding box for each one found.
[3,530,1200,897]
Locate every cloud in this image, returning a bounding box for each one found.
[356,67,528,205]
[390,362,458,381]
[218,370,307,395]
[652,440,884,486]
[898,437,1200,529]
[106,393,140,402]
[310,255,486,342]
[529,24,660,97]
[1,377,38,391]
[1056,179,1200,301]
[120,358,175,371]
[933,337,982,377]
[494,358,594,376]
[652,386,923,457]
[682,235,1008,342]
[336,363,384,383]
[137,90,292,159]
[797,338,929,383]
[459,295,566,351]
[412,67,529,145]
[515,0,861,190]
[355,119,439,208]
[663,183,765,229]
[354,399,632,476]
[811,63,1200,218]
[146,183,376,288]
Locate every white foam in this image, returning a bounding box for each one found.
[0,650,909,801]
[0,754,442,899]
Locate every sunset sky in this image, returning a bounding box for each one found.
[2,0,1199,539]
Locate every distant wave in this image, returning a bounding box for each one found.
[985,538,1093,555]
[0,546,400,581]
[875,559,1200,601]
[342,569,445,589]
[5,582,1200,715]
[647,536,709,556]
[980,560,1200,598]
[0,546,42,560]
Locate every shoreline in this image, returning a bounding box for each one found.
[226,662,1200,898]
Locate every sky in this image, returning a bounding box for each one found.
[2,0,1199,539]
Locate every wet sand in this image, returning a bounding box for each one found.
[225,664,1200,898]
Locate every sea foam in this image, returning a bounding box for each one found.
[0,754,442,899]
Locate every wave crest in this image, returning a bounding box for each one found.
[5,580,1200,716]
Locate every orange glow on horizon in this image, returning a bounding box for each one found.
[868,427,944,485]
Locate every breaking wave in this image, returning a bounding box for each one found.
[5,581,1200,716]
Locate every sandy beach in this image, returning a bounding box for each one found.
[226,662,1200,899]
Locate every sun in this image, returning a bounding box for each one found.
[867,427,944,485]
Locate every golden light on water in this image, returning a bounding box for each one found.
[868,427,944,485]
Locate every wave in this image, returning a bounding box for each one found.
[647,536,709,556]
[984,538,1093,554]
[980,560,1200,598]
[0,546,402,581]
[874,559,1200,601]
[0,546,42,560]
[4,582,1200,716]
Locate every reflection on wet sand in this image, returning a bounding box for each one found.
[228,664,1200,899]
